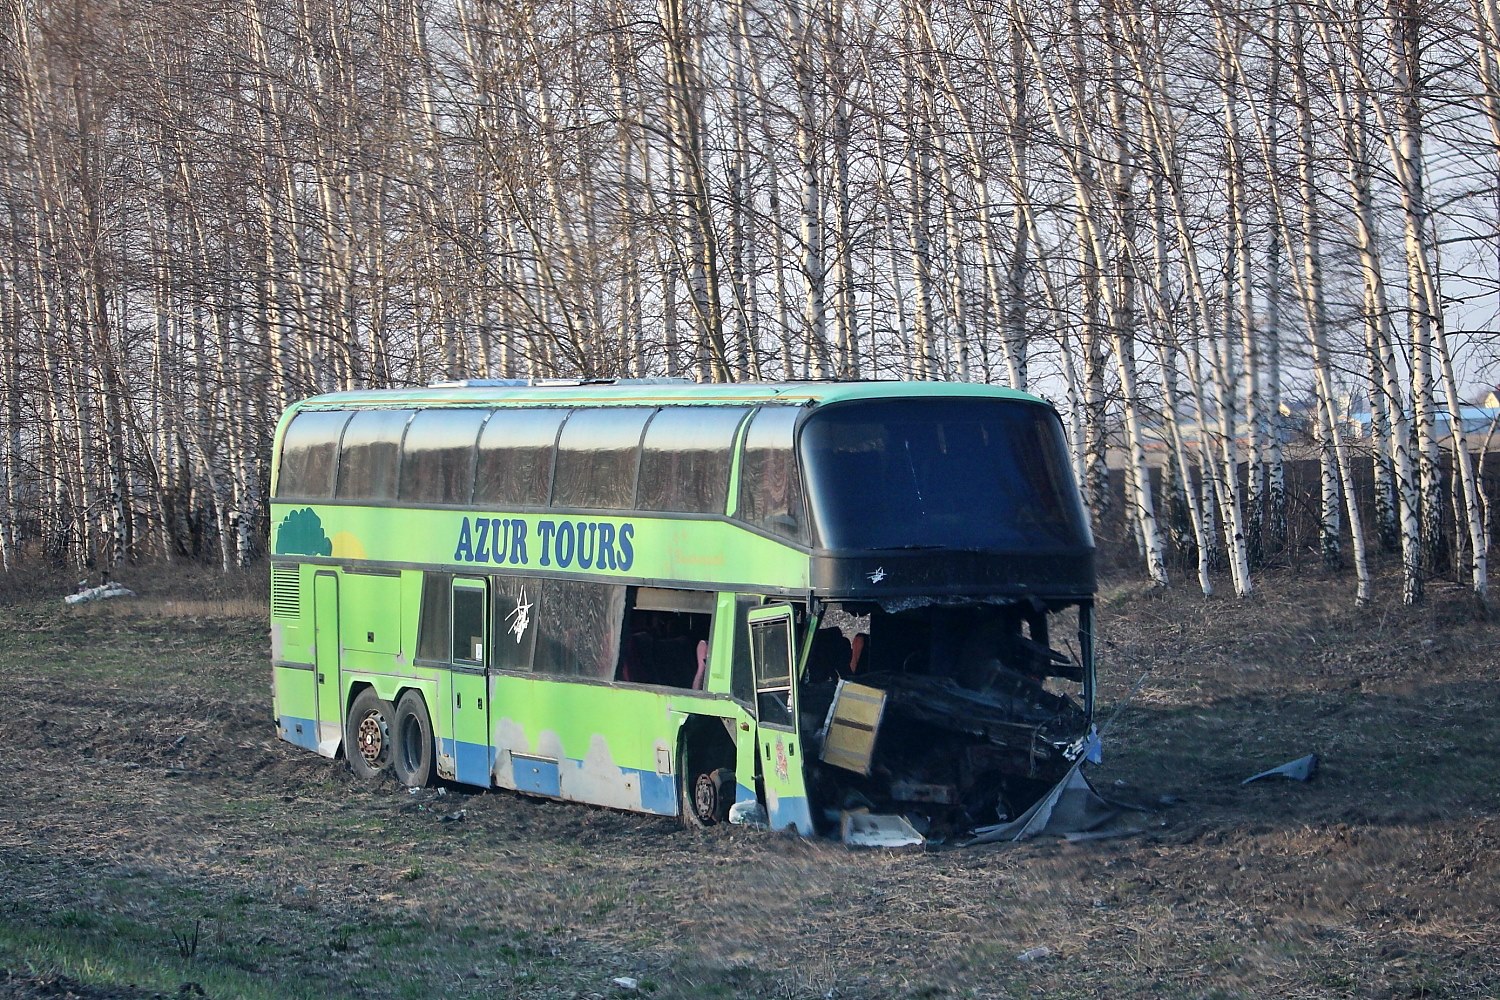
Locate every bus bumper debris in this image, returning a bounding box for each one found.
[840,811,925,848]
[728,800,768,827]
[64,583,136,605]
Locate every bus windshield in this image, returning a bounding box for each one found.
[799,398,1091,552]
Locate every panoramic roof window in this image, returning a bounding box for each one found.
[552,408,652,510]
[276,410,352,499]
[399,409,487,504]
[474,408,566,507]
[336,409,415,501]
[737,406,807,543]
[637,406,749,514]
[799,398,1090,551]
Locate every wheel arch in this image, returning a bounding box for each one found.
[676,713,738,826]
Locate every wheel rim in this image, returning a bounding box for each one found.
[692,771,720,824]
[355,710,389,767]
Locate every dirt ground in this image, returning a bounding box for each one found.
[0,565,1497,998]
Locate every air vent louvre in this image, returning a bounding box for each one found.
[270,565,301,620]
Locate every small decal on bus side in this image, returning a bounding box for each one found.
[453,516,635,572]
[505,587,533,642]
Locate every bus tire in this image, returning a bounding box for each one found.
[392,691,435,788]
[680,737,735,828]
[346,688,397,781]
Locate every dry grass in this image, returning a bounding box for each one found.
[0,563,1496,998]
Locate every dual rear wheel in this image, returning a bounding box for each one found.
[344,688,433,788]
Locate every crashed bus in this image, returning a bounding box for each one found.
[268,379,1096,842]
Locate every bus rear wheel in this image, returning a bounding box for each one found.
[346,688,396,780]
[392,691,434,788]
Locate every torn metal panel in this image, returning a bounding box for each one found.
[964,760,1118,844]
[1242,753,1319,784]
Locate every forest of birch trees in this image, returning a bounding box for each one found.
[1,0,1497,602]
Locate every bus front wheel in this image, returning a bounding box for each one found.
[392,691,435,788]
[346,688,396,780]
[680,738,735,827]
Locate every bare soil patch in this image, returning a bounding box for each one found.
[1,567,1496,998]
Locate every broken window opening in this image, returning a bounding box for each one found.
[617,587,713,688]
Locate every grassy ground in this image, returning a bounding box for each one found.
[0,565,1496,998]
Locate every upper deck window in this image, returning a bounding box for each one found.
[552,408,652,510]
[799,398,1090,551]
[473,409,566,507]
[399,409,487,504]
[336,409,415,501]
[737,406,807,543]
[637,406,749,514]
[276,410,353,499]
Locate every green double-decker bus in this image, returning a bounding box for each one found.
[268,379,1096,839]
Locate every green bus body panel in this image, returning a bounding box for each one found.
[488,675,673,812]
[272,665,319,751]
[269,505,810,593]
[338,572,403,657]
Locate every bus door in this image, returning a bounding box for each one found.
[748,605,815,834]
[449,578,492,787]
[313,571,342,756]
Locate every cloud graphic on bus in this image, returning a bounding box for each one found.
[274,507,333,557]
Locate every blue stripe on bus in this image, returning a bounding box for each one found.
[509,753,562,797]
[457,741,493,786]
[278,715,320,752]
[637,769,678,815]
[768,795,816,836]
[433,741,692,819]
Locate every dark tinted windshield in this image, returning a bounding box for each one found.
[800,398,1091,551]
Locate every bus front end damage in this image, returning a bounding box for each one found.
[798,597,1095,844]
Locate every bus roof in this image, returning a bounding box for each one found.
[284,379,1051,412]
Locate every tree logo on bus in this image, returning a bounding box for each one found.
[273,508,332,557]
[774,736,790,781]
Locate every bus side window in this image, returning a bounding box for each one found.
[337,409,415,502]
[452,584,487,665]
[738,407,807,543]
[533,579,626,679]
[491,576,537,672]
[552,408,653,510]
[276,410,352,499]
[730,596,759,704]
[637,407,749,514]
[620,588,713,687]
[474,409,565,507]
[415,573,452,663]
[399,409,486,504]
